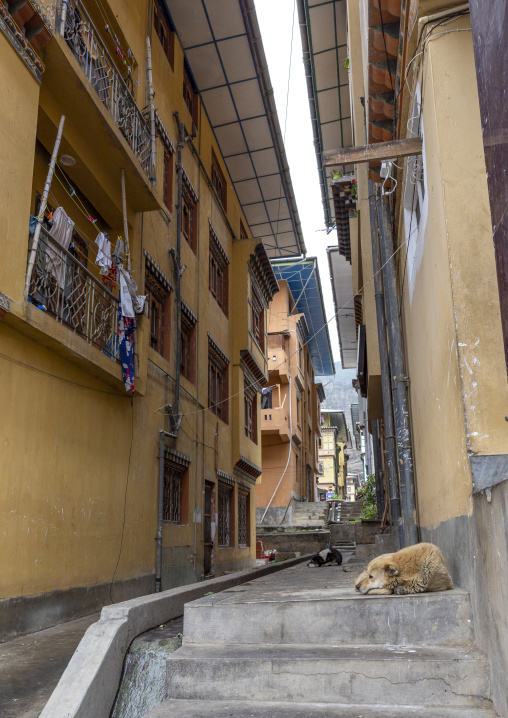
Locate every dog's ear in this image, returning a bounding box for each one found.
[385,564,398,575]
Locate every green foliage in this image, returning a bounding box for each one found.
[357,474,378,520]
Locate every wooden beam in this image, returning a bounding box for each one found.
[323,137,423,167]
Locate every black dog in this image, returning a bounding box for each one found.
[307,547,343,567]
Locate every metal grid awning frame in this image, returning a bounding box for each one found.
[271,257,335,376]
[299,0,353,229]
[165,0,306,258]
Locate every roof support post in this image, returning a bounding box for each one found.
[376,190,419,547]
[368,181,402,547]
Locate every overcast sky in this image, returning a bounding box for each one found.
[254,0,341,363]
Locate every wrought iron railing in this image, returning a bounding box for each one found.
[56,0,151,174]
[27,226,120,360]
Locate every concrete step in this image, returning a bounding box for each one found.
[165,644,491,708]
[182,589,475,647]
[145,700,500,718]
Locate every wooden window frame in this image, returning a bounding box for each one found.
[153,0,174,69]
[209,233,229,316]
[181,313,196,383]
[239,220,248,240]
[218,482,234,548]
[208,353,229,424]
[183,63,198,126]
[182,185,197,253]
[237,489,250,548]
[211,149,227,211]
[244,382,258,444]
[145,266,171,360]
[251,283,265,351]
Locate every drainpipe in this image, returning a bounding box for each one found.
[24,114,65,300]
[376,191,418,546]
[156,430,173,592]
[171,114,187,435]
[368,181,402,546]
[371,419,385,520]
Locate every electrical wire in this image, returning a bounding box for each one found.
[109,395,135,603]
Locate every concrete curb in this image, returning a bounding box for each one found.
[38,556,309,718]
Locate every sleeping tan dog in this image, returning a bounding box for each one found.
[355,542,453,595]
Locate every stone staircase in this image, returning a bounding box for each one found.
[144,562,498,718]
[335,500,364,523]
[291,500,329,528]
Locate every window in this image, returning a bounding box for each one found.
[209,229,229,316]
[211,150,227,210]
[319,462,324,475]
[183,63,198,125]
[181,308,196,383]
[296,389,302,428]
[238,489,250,547]
[163,462,187,523]
[244,381,257,444]
[145,264,171,359]
[240,220,248,240]
[182,184,197,253]
[208,337,229,423]
[153,0,174,68]
[163,149,173,211]
[218,482,233,547]
[251,283,264,351]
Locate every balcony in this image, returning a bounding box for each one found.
[261,407,290,446]
[267,347,289,383]
[27,226,120,360]
[38,0,160,221]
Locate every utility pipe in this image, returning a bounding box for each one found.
[368,181,402,546]
[24,115,66,300]
[156,430,165,592]
[121,169,139,376]
[371,419,385,520]
[146,37,157,184]
[376,190,418,546]
[417,3,469,44]
[171,114,186,434]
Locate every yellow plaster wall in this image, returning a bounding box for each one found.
[400,19,505,527]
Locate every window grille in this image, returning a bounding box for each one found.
[163,462,183,523]
[218,483,233,547]
[238,490,249,547]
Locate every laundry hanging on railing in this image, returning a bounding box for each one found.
[118,294,135,393]
[47,207,74,288]
[118,267,146,318]
[95,232,112,275]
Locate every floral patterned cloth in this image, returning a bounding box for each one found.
[118,296,135,392]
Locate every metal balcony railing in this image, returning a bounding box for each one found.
[27,226,120,360]
[56,0,151,174]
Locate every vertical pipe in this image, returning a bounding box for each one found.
[376,191,418,546]
[371,419,385,520]
[146,37,157,184]
[156,431,165,592]
[121,169,139,375]
[368,181,402,547]
[24,115,66,300]
[172,115,185,432]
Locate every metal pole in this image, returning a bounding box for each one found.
[146,37,157,184]
[121,169,139,376]
[24,114,66,300]
[171,115,185,435]
[376,191,418,546]
[371,419,385,520]
[368,181,402,547]
[156,431,165,592]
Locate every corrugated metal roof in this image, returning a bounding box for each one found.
[166,0,306,258]
[271,257,335,376]
[327,246,357,369]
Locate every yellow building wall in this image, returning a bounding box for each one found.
[399,17,508,528]
[0,0,270,607]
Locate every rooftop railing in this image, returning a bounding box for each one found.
[27,225,120,361]
[56,0,151,174]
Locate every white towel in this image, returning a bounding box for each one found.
[95,232,112,275]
